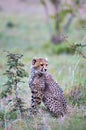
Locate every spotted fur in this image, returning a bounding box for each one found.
[29,58,67,117]
[43,73,67,117]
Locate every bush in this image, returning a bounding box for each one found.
[51,43,75,54]
[43,42,75,54]
[0,110,4,121]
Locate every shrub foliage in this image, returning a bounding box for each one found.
[0,52,28,121]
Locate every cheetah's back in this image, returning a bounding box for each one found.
[43,73,67,117]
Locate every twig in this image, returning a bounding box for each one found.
[77,50,86,59]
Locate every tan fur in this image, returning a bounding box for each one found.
[32,58,48,72]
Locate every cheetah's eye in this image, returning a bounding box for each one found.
[40,64,44,66]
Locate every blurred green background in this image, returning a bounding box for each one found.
[0,0,86,130]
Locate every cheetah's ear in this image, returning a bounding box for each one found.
[32,58,36,65]
[45,57,48,61]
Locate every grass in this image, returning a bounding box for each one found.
[0,4,86,130]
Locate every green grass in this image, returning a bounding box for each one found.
[0,8,86,130]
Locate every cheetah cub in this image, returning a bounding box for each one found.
[29,58,67,117]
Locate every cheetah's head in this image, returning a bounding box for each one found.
[32,58,48,74]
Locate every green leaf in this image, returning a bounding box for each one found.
[17,68,28,77]
[0,90,7,98]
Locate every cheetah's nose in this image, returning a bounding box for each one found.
[44,69,47,71]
